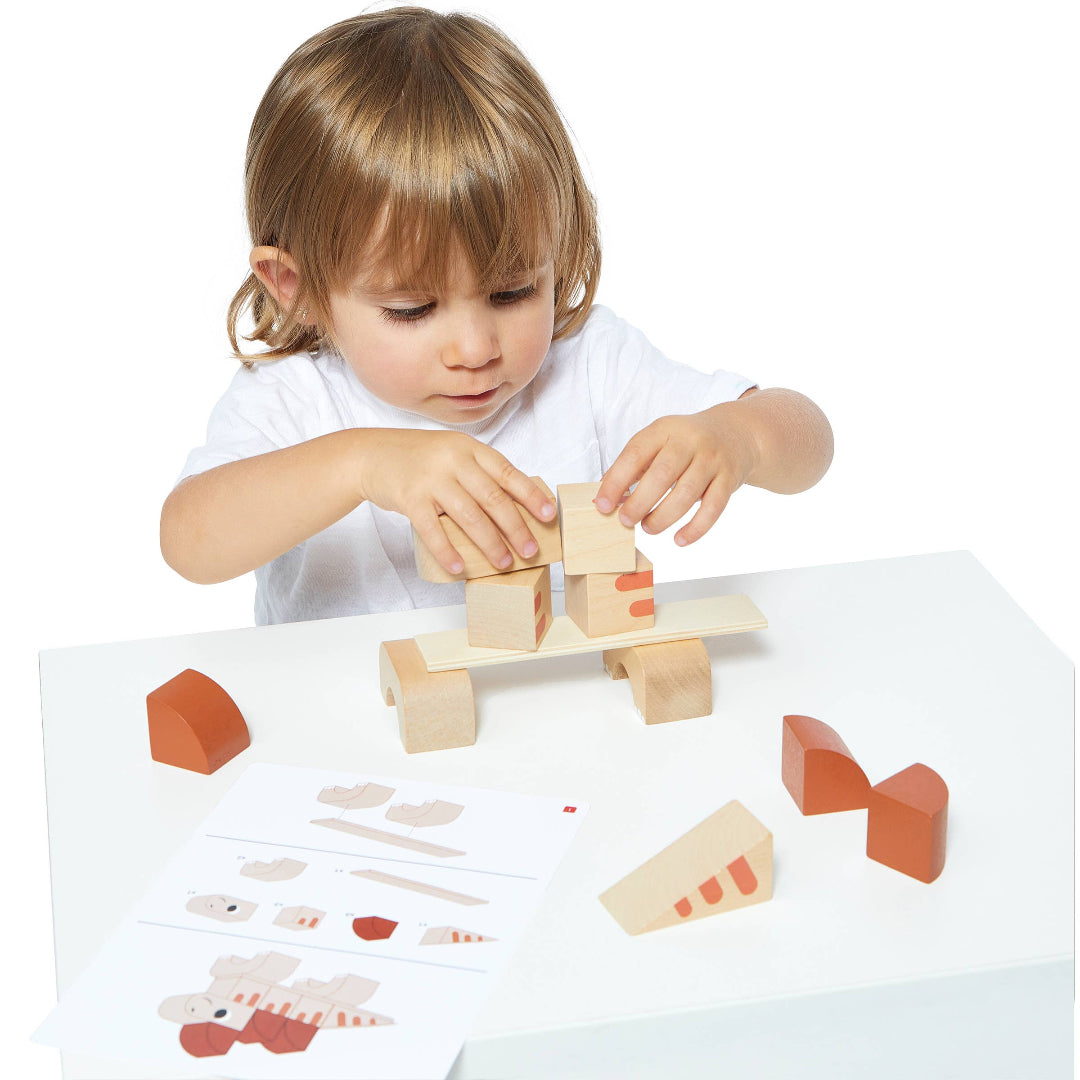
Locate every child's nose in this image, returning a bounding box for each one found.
[442,310,499,369]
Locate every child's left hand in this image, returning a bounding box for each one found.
[593,406,758,547]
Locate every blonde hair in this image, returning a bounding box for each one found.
[228,6,601,362]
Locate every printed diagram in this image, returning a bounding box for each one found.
[317,783,396,810]
[352,916,398,941]
[312,784,467,858]
[187,895,257,923]
[420,926,497,945]
[241,857,307,882]
[351,868,487,906]
[274,905,325,931]
[385,800,464,828]
[159,951,394,1059]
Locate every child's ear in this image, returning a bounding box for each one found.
[249,246,304,310]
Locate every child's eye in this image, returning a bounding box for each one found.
[380,303,434,325]
[491,283,537,306]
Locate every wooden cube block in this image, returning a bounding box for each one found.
[146,668,250,774]
[565,549,654,637]
[599,800,772,935]
[414,478,561,583]
[781,714,871,815]
[557,482,636,575]
[466,565,551,650]
[866,763,948,883]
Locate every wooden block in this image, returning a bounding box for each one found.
[416,593,767,672]
[557,482,636,575]
[603,638,712,724]
[378,639,475,753]
[466,565,551,651]
[781,714,871,815]
[146,668,250,774]
[866,763,948,883]
[565,549,654,637]
[413,477,561,583]
[599,800,772,935]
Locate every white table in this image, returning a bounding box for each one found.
[40,552,1074,1079]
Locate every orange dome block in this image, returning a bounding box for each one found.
[866,763,948,883]
[782,714,871,815]
[147,669,250,774]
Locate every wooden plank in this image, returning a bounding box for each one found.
[414,594,766,672]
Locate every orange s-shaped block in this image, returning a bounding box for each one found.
[147,669,250,774]
[782,714,871,815]
[866,763,948,883]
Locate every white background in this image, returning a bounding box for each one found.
[3,2,1075,1075]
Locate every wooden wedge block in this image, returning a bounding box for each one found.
[378,639,475,753]
[146,668,250,774]
[466,565,551,651]
[600,799,773,935]
[557,482,636,575]
[866,763,948,883]
[603,638,712,724]
[414,477,561,583]
[565,549,654,637]
[782,714,871,814]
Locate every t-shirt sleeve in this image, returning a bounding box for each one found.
[585,308,757,469]
[177,361,320,483]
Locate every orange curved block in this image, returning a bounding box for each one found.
[147,669,250,774]
[782,714,870,815]
[866,763,948,883]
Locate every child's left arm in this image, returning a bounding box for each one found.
[594,387,833,545]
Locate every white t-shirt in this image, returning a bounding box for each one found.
[180,305,755,624]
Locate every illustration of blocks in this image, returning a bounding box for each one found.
[599,800,772,935]
[466,565,552,651]
[782,714,871,815]
[147,668,250,775]
[274,906,325,931]
[565,549,654,637]
[866,763,948,883]
[557,482,636,575]
[414,477,561,583]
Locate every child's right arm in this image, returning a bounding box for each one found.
[160,429,557,584]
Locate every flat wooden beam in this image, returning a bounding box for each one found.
[413,594,766,672]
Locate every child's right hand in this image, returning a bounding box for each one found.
[355,429,557,577]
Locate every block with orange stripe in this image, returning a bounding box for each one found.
[565,549,655,638]
[465,564,552,651]
[599,800,772,935]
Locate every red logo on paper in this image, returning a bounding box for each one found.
[563,806,577,813]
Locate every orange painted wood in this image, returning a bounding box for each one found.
[146,668,250,774]
[781,714,871,815]
[866,763,949,883]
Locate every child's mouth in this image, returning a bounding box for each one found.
[444,387,500,408]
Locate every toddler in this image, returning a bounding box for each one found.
[161,7,833,624]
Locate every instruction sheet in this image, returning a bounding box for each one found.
[35,762,588,1078]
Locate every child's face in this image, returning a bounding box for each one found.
[326,250,555,425]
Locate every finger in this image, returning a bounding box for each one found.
[640,462,714,534]
[461,471,540,560]
[595,430,663,515]
[441,489,515,572]
[617,443,693,527]
[674,478,734,546]
[475,448,558,525]
[413,510,466,576]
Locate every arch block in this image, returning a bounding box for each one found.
[866,763,949,883]
[379,639,475,753]
[147,668,250,774]
[603,638,711,724]
[782,714,871,815]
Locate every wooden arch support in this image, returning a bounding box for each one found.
[602,638,712,724]
[378,639,475,754]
